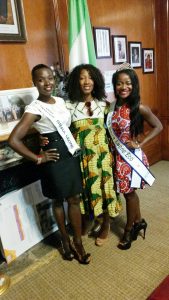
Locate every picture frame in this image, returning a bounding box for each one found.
[0,140,23,170]
[112,35,127,64]
[0,87,38,141]
[0,0,27,42]
[142,48,154,73]
[128,42,142,68]
[93,27,111,58]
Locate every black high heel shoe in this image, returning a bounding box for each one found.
[118,229,133,250]
[60,239,74,261]
[70,240,91,265]
[132,219,147,241]
[88,220,101,237]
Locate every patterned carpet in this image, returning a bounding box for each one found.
[0,160,169,300]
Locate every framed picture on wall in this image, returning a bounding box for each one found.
[112,35,127,64]
[142,48,154,73]
[93,27,111,58]
[0,0,27,42]
[128,42,142,68]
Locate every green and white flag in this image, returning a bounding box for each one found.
[68,0,97,71]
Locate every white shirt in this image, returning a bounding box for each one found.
[25,97,71,134]
[65,100,107,122]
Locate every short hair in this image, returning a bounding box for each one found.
[31,64,52,82]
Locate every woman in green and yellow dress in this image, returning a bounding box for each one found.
[65,64,122,246]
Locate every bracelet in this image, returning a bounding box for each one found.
[36,155,43,165]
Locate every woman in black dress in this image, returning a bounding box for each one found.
[8,64,90,264]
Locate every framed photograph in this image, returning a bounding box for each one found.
[112,35,127,64]
[0,0,27,42]
[0,141,23,170]
[142,48,154,73]
[128,42,142,68]
[93,27,111,58]
[0,87,38,140]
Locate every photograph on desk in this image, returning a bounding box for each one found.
[0,141,22,170]
[0,87,38,137]
[0,133,40,170]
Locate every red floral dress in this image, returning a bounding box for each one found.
[111,104,149,194]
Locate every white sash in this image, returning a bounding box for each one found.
[106,110,155,187]
[34,100,81,155]
[131,148,142,188]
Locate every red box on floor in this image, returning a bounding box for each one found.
[147,275,169,300]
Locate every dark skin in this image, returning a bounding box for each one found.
[79,69,111,241]
[8,67,90,263]
[8,68,59,163]
[125,104,163,149]
[114,72,163,245]
[41,68,111,243]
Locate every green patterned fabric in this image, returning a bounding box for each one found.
[71,118,122,218]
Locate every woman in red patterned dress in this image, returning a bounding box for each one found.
[110,65,163,250]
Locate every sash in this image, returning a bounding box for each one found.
[106,110,155,187]
[131,148,142,188]
[33,100,81,156]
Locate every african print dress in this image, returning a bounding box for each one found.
[66,99,122,218]
[111,103,149,194]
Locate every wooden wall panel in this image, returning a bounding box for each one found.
[52,0,68,71]
[155,0,169,160]
[154,0,168,115]
[0,0,60,90]
[54,0,163,164]
[89,0,157,109]
[0,0,167,163]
